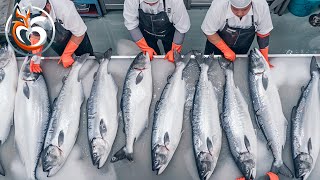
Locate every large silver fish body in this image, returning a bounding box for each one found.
[292,57,320,180]
[42,54,89,176]
[14,56,50,180]
[87,49,118,168]
[220,58,257,180]
[151,51,191,175]
[0,46,18,176]
[111,52,152,162]
[248,48,292,177]
[191,54,221,180]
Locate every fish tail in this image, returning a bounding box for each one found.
[111,146,133,163]
[310,56,320,75]
[218,57,233,72]
[174,50,192,66]
[75,53,90,66]
[194,51,213,70]
[98,48,112,64]
[271,161,293,178]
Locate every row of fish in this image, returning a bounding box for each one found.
[0,45,319,180]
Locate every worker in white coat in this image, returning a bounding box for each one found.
[201,0,274,67]
[123,0,190,62]
[19,0,93,73]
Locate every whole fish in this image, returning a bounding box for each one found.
[191,53,221,180]
[292,57,320,180]
[0,46,18,176]
[42,53,89,176]
[111,52,153,162]
[219,58,257,180]
[87,48,118,168]
[151,51,191,175]
[14,56,50,180]
[248,48,293,177]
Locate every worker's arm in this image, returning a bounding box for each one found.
[164,30,184,62]
[206,33,235,61]
[58,33,85,68]
[257,32,273,67]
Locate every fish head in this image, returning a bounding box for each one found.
[249,48,268,74]
[294,153,313,178]
[42,145,64,177]
[152,144,170,175]
[132,52,151,70]
[21,56,40,81]
[236,152,256,180]
[90,137,109,169]
[196,152,215,180]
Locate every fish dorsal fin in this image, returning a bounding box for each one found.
[244,135,251,152]
[136,71,143,84]
[99,119,107,137]
[207,137,213,154]
[308,138,312,155]
[0,68,5,83]
[164,132,170,148]
[23,82,30,99]
[262,74,268,90]
[58,130,64,147]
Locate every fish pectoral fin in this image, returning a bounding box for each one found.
[0,68,5,83]
[23,82,30,99]
[262,74,269,90]
[207,137,214,154]
[58,130,64,147]
[164,132,170,148]
[244,135,251,153]
[136,71,144,84]
[308,138,313,155]
[99,119,107,137]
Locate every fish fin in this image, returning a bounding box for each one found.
[267,141,272,151]
[111,146,133,162]
[93,72,97,80]
[167,74,172,83]
[0,68,5,83]
[308,138,312,155]
[310,56,319,76]
[164,132,170,148]
[254,113,261,130]
[99,119,107,137]
[23,82,30,99]
[271,162,293,178]
[174,50,191,65]
[218,57,233,71]
[58,131,64,147]
[244,135,252,152]
[206,137,214,154]
[262,74,269,90]
[136,71,143,84]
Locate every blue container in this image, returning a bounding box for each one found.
[288,0,314,17]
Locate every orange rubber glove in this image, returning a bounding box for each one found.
[215,39,236,61]
[164,43,182,63]
[58,40,79,68]
[260,47,274,68]
[135,38,157,60]
[266,172,279,180]
[30,36,43,73]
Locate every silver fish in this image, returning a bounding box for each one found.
[248,48,293,178]
[151,51,191,175]
[87,48,118,168]
[111,52,153,162]
[219,58,257,180]
[191,53,222,180]
[292,57,320,180]
[0,46,18,176]
[14,56,50,180]
[42,53,89,176]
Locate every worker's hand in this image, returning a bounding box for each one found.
[30,56,42,73]
[215,39,236,61]
[58,40,79,68]
[266,172,279,180]
[164,43,182,63]
[259,47,274,68]
[135,38,157,60]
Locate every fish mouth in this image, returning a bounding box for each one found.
[294,153,313,178]
[152,144,170,175]
[90,138,109,169]
[42,145,63,176]
[196,151,215,180]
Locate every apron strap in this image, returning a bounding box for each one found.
[163,0,166,10]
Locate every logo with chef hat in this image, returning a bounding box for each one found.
[5,3,55,56]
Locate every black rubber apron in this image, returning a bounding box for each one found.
[138,0,175,54]
[47,18,93,56]
[204,15,256,55]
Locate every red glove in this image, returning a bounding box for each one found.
[266,172,279,180]
[215,39,236,61]
[260,47,274,68]
[58,40,78,68]
[164,43,182,63]
[135,38,157,60]
[30,36,43,73]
